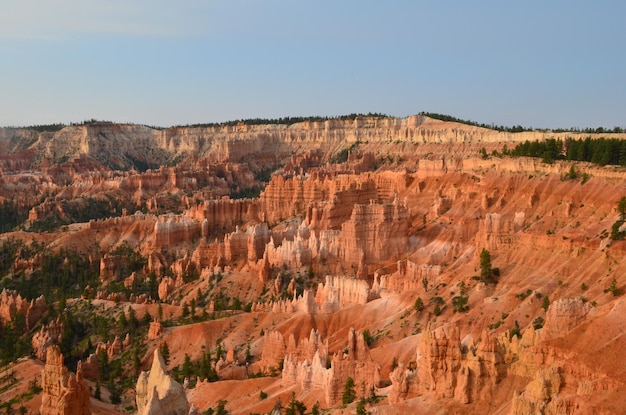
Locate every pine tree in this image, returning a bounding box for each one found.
[182,354,192,378]
[142,309,152,325]
[618,197,626,220]
[117,310,128,330]
[160,342,170,365]
[480,248,496,283]
[190,298,196,320]
[97,348,109,381]
[356,398,368,415]
[285,392,307,415]
[94,380,101,400]
[133,347,142,375]
[128,306,139,333]
[342,377,356,405]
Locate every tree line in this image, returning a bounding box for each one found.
[419,112,624,134]
[419,112,532,132]
[504,137,626,166]
[179,113,390,129]
[10,113,623,133]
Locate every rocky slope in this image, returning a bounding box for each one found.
[0,115,625,414]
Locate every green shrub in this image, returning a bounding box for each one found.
[509,321,521,340]
[581,172,591,184]
[604,278,621,297]
[564,165,578,180]
[356,398,368,415]
[452,295,469,313]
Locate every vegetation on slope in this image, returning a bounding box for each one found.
[28,197,133,232]
[502,137,626,165]
[420,111,624,133]
[0,200,28,233]
[7,112,623,133]
[419,111,532,132]
[178,112,390,129]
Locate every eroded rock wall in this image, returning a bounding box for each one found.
[281,328,379,406]
[0,289,46,329]
[386,297,622,414]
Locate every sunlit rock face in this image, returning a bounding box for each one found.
[136,349,189,415]
[40,346,91,415]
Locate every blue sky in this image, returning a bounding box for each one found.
[1,0,624,129]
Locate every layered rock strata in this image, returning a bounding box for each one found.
[40,345,91,415]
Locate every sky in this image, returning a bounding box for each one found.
[0,0,625,129]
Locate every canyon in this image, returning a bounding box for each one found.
[0,115,625,414]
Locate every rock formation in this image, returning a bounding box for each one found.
[281,328,379,406]
[253,275,369,316]
[260,330,288,370]
[99,254,125,282]
[31,317,64,361]
[188,198,258,236]
[154,215,201,249]
[108,335,124,359]
[148,319,164,339]
[136,349,189,415]
[40,345,91,415]
[4,116,622,173]
[261,328,328,371]
[477,212,523,253]
[338,199,409,267]
[79,353,100,380]
[314,275,370,313]
[541,297,591,341]
[510,367,565,415]
[382,295,624,415]
[264,221,312,270]
[388,362,417,404]
[372,260,442,295]
[385,323,520,405]
[0,289,46,329]
[158,276,182,301]
[327,328,380,405]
